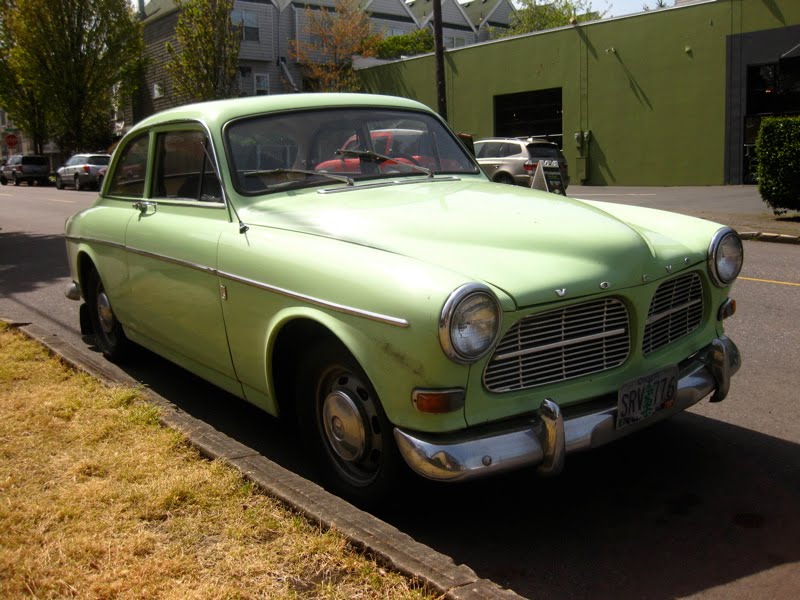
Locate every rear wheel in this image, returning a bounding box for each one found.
[85,267,130,361]
[494,173,514,185]
[74,175,82,191]
[296,339,405,505]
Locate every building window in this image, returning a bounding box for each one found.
[444,36,466,49]
[255,74,269,95]
[231,10,259,42]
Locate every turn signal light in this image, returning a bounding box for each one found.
[717,298,736,321]
[412,388,465,414]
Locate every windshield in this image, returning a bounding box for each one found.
[225,107,479,195]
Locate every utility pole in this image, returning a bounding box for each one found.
[432,0,447,121]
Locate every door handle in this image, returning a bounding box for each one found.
[132,201,157,215]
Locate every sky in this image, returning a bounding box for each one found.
[129,0,674,20]
[602,0,676,18]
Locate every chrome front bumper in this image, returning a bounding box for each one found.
[394,336,741,482]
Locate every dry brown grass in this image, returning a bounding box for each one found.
[0,325,436,599]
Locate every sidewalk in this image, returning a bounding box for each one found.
[568,185,800,242]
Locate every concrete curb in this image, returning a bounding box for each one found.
[5,320,525,600]
[738,231,800,245]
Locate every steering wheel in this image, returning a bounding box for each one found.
[388,152,420,166]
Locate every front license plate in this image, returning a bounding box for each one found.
[616,365,679,429]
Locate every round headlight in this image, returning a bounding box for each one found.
[708,228,743,287]
[440,284,501,363]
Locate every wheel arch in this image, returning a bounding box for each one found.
[267,311,367,422]
[492,170,515,184]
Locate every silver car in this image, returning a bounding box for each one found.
[474,137,569,189]
[56,153,111,191]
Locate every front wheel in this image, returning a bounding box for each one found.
[74,175,82,191]
[85,267,130,361]
[55,175,64,190]
[296,339,405,505]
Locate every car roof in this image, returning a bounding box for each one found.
[129,93,435,136]
[475,137,559,146]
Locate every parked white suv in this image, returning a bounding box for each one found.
[56,153,111,191]
[474,137,569,189]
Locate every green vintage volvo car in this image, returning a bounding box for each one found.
[65,93,743,502]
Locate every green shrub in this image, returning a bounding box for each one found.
[374,29,434,60]
[756,116,800,213]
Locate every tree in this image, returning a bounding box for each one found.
[290,0,379,92]
[165,0,241,103]
[0,0,50,153]
[374,28,434,61]
[643,0,671,10]
[493,0,604,39]
[3,0,142,155]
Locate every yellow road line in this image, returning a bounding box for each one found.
[739,276,800,287]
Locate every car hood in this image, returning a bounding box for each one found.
[240,179,710,308]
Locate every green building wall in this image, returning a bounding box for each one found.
[359,0,800,186]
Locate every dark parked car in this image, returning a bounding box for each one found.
[0,154,50,186]
[56,153,111,191]
[474,137,569,189]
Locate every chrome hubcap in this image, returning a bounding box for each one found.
[96,291,114,333]
[322,390,367,462]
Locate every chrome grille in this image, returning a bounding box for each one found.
[643,272,704,355]
[483,298,630,393]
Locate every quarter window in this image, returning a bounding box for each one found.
[107,134,149,198]
[152,130,222,203]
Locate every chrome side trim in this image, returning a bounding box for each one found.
[65,235,126,251]
[218,270,410,328]
[394,336,741,482]
[126,246,217,275]
[67,236,410,328]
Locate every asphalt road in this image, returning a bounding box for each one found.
[1,183,799,599]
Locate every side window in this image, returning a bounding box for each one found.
[152,130,222,203]
[477,142,496,158]
[498,143,520,157]
[107,134,149,197]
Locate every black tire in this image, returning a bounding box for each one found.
[0,176,6,185]
[85,266,130,361]
[13,173,20,186]
[74,175,82,191]
[493,173,514,185]
[296,339,406,505]
[56,175,64,190]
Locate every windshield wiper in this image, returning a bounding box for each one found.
[335,149,433,178]
[244,168,354,187]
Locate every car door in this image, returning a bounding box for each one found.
[120,126,239,391]
[477,141,503,176]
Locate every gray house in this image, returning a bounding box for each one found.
[130,0,512,125]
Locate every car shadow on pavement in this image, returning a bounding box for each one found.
[382,414,800,600]
[100,344,799,600]
[0,230,69,295]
